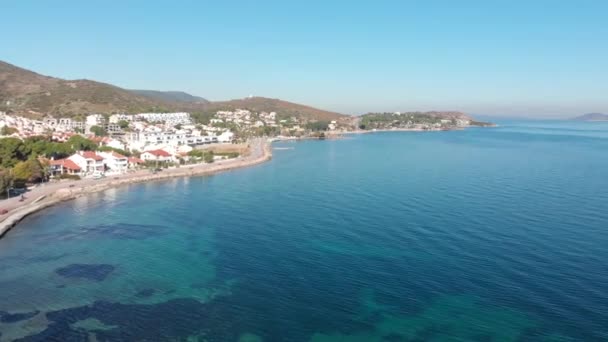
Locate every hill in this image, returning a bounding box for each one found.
[0,61,177,117]
[572,113,608,121]
[128,90,209,104]
[0,60,345,121]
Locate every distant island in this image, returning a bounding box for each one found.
[572,113,608,121]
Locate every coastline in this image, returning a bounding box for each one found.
[0,138,273,239]
[343,124,497,135]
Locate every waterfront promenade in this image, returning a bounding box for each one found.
[0,138,271,238]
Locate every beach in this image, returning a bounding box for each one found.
[0,138,272,238]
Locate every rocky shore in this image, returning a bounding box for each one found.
[0,139,272,239]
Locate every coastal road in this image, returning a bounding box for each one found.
[0,138,267,218]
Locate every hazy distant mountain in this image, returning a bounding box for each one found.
[129,90,209,104]
[0,60,345,121]
[572,113,608,121]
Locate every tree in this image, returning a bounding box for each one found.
[0,138,28,168]
[45,142,74,159]
[188,149,204,158]
[203,151,214,163]
[22,136,53,158]
[97,145,131,157]
[13,159,43,184]
[0,168,13,197]
[174,124,182,130]
[67,135,97,151]
[117,120,129,129]
[305,121,330,131]
[90,125,107,137]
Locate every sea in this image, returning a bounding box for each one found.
[0,119,607,341]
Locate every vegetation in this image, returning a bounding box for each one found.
[117,120,129,129]
[13,159,44,185]
[58,173,81,180]
[358,112,472,130]
[65,135,97,152]
[0,134,117,187]
[190,111,215,125]
[187,149,215,163]
[0,126,18,136]
[305,120,330,131]
[0,169,13,197]
[97,145,131,157]
[89,125,107,137]
[214,152,239,159]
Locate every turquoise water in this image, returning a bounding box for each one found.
[1,120,608,341]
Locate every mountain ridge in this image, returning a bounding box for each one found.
[128,90,209,104]
[0,60,345,121]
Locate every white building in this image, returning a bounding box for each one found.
[125,131,219,151]
[57,118,85,132]
[105,138,126,151]
[86,114,106,126]
[98,151,128,173]
[141,149,173,163]
[68,151,105,174]
[109,114,133,124]
[136,112,192,125]
[217,131,234,143]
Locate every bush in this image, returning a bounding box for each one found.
[214,152,239,159]
[58,174,81,180]
[203,151,214,163]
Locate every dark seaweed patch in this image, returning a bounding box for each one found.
[17,299,220,341]
[135,288,156,298]
[55,264,114,281]
[27,253,70,263]
[0,310,40,323]
[90,223,167,240]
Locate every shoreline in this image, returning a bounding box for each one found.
[0,139,273,239]
[343,124,498,135]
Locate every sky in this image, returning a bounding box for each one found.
[2,0,607,117]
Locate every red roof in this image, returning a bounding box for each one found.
[81,151,103,161]
[128,157,145,164]
[111,151,127,159]
[145,149,171,157]
[50,159,81,171]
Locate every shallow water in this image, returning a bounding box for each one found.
[1,120,608,341]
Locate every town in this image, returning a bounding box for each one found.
[0,109,346,193]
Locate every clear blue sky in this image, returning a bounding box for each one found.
[3,0,607,117]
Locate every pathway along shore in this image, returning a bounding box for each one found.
[0,138,272,238]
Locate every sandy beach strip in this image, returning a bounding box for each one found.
[0,139,272,238]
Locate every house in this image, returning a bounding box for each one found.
[49,158,81,175]
[140,149,173,163]
[128,157,145,169]
[94,136,126,151]
[98,151,128,173]
[68,151,105,174]
[86,114,106,126]
[217,131,234,143]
